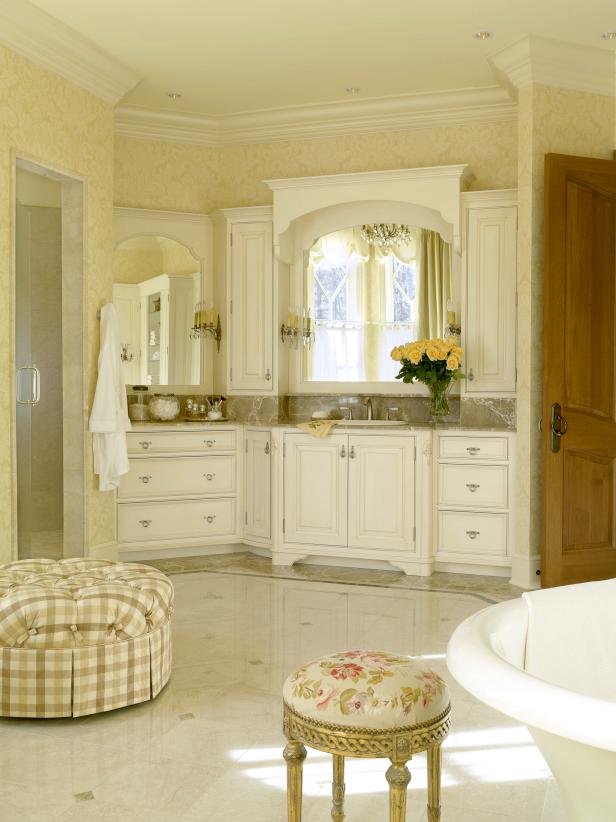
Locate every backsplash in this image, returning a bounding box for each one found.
[127,390,515,429]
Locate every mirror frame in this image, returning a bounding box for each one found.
[113,207,213,393]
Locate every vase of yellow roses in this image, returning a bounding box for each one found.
[391,337,464,418]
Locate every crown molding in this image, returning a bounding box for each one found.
[265,164,473,191]
[114,206,211,225]
[115,86,517,147]
[490,34,615,98]
[0,0,141,104]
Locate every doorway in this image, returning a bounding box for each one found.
[14,158,85,560]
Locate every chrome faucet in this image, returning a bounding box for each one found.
[339,405,352,420]
[364,398,373,420]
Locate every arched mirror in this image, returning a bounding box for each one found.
[301,223,453,383]
[112,235,201,386]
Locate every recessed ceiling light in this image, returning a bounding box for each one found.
[601,31,616,39]
[167,92,183,100]
[473,31,494,40]
[345,87,361,94]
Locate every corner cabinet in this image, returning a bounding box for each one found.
[244,428,272,544]
[462,191,517,395]
[212,207,274,394]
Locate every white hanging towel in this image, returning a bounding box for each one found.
[89,303,131,490]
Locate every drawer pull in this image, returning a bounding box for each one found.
[466,483,480,492]
[139,475,152,484]
[466,530,480,540]
[204,473,216,481]
[204,439,216,447]
[204,514,217,524]
[466,447,481,455]
[139,519,152,528]
[139,441,152,450]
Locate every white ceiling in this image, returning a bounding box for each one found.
[24,0,616,115]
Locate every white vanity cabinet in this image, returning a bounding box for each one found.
[244,428,272,544]
[116,425,242,554]
[213,207,274,394]
[280,431,426,573]
[462,191,517,395]
[435,431,515,572]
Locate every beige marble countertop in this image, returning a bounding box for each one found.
[130,420,514,432]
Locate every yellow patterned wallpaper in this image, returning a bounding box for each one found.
[0,45,116,562]
[114,118,518,212]
[515,84,615,571]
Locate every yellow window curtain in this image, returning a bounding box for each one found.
[416,228,451,340]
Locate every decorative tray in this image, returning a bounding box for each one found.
[182,416,229,422]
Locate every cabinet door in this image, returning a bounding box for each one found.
[245,430,271,541]
[230,221,273,391]
[347,435,415,551]
[465,206,517,393]
[284,434,348,546]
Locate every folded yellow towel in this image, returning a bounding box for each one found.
[296,420,339,438]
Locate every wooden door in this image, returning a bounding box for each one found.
[347,435,415,551]
[283,434,348,546]
[244,429,271,541]
[229,221,273,391]
[542,153,616,587]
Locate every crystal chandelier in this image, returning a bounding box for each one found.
[361,223,412,248]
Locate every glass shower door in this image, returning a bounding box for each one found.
[15,196,64,559]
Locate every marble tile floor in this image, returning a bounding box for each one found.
[0,569,566,822]
[145,551,523,604]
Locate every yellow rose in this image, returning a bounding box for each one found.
[426,345,440,361]
[446,355,460,371]
[453,346,463,358]
[446,336,457,347]
[409,349,422,365]
[390,346,403,362]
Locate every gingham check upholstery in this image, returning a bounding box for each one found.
[0,559,173,718]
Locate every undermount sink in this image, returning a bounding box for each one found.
[335,419,407,428]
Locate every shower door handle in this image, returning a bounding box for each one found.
[16,365,41,405]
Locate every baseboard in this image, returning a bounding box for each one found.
[433,561,511,578]
[87,542,119,561]
[118,542,248,562]
[510,553,541,590]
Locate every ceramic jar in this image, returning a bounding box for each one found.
[148,393,181,421]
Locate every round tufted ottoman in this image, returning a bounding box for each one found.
[0,558,173,718]
[283,650,451,822]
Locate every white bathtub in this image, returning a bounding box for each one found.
[447,579,616,822]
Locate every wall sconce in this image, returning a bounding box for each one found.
[445,303,461,337]
[120,343,134,362]
[281,309,314,349]
[190,301,222,352]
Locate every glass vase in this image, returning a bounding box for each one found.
[429,382,452,418]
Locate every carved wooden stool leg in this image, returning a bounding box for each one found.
[331,754,345,822]
[427,744,442,822]
[386,760,411,822]
[283,739,307,822]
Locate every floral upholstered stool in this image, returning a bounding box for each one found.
[282,651,451,822]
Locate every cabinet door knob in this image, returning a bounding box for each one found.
[204,439,216,447]
[204,473,216,481]
[340,445,346,458]
[139,441,152,450]
[466,483,480,492]
[468,368,475,382]
[139,475,152,484]
[264,441,270,455]
[265,368,272,381]
[466,446,480,455]
[139,519,152,528]
[466,530,480,539]
[349,445,356,459]
[204,514,217,524]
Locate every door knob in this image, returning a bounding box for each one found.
[550,402,568,453]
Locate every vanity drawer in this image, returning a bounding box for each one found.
[439,436,508,461]
[438,510,508,557]
[118,456,236,499]
[118,498,236,543]
[127,430,237,454]
[438,463,508,509]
